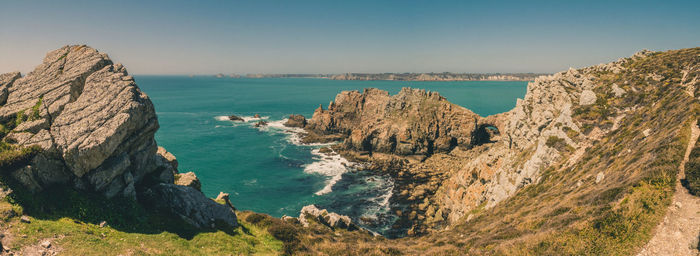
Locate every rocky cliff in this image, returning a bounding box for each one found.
[0,45,237,230]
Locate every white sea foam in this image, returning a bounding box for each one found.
[242,115,270,122]
[214,115,230,121]
[304,148,351,195]
[214,115,270,122]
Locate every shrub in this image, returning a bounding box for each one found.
[684,139,700,196]
[267,223,301,254]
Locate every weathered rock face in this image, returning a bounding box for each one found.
[0,45,163,199]
[0,72,21,105]
[305,88,481,156]
[145,183,237,229]
[1,45,238,231]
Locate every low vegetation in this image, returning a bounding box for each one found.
[684,133,700,196]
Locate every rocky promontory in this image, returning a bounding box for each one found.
[300,88,494,157]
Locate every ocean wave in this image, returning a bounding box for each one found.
[304,148,351,195]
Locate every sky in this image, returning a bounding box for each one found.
[1,0,698,75]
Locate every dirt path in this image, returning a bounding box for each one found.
[637,121,700,256]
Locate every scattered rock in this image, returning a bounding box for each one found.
[20,216,31,223]
[99,221,107,228]
[253,114,260,118]
[254,120,268,127]
[643,128,651,137]
[299,204,357,231]
[40,240,51,248]
[283,114,307,128]
[175,172,201,191]
[612,83,626,97]
[228,115,244,121]
[215,192,236,210]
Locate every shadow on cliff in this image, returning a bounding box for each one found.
[0,174,243,240]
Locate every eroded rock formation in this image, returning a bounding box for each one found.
[0,45,236,229]
[305,88,484,157]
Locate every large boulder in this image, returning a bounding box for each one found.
[0,45,159,199]
[145,183,238,229]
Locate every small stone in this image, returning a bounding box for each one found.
[595,172,605,183]
[99,221,107,227]
[40,240,51,248]
[175,172,201,191]
[674,202,682,209]
[20,216,31,223]
[643,129,651,137]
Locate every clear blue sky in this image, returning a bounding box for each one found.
[1,0,698,75]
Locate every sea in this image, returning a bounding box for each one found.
[135,76,527,236]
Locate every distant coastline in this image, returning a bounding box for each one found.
[208,72,547,81]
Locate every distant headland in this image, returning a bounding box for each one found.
[208,72,547,81]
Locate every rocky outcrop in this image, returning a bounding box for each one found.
[175,172,201,191]
[283,114,306,128]
[298,205,358,231]
[0,45,161,199]
[145,183,237,229]
[305,88,482,156]
[0,45,237,231]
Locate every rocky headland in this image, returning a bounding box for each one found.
[330,72,546,81]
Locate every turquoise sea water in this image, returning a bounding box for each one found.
[135,76,527,235]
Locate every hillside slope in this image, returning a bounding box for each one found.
[296,47,699,255]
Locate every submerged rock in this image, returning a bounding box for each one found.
[228,115,244,121]
[254,120,268,127]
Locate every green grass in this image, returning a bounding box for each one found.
[0,142,41,170]
[0,180,284,255]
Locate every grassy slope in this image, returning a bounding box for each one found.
[0,122,284,255]
[0,177,284,255]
